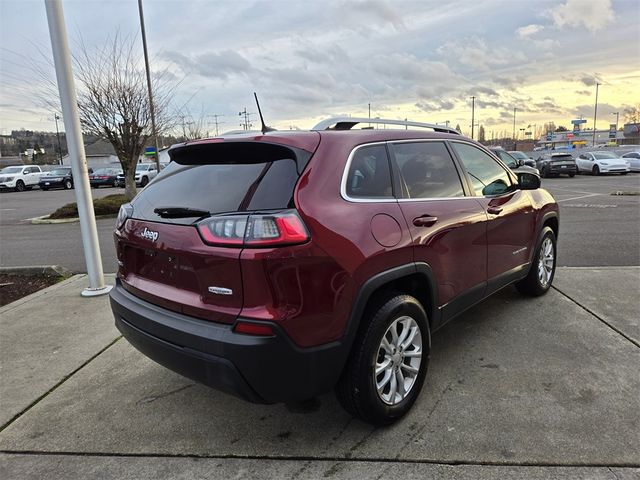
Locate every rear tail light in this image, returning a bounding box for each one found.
[197,210,309,247]
[115,203,133,230]
[233,321,275,336]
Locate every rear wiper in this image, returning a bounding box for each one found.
[153,206,211,219]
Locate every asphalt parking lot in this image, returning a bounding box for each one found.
[1,173,638,272]
[1,173,639,478]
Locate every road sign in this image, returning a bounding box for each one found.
[144,146,157,156]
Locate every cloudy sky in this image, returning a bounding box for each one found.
[1,0,638,138]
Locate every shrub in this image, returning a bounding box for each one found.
[49,194,128,219]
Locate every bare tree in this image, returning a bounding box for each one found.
[624,103,640,124]
[73,35,175,199]
[36,34,176,200]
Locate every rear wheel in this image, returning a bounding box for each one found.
[140,176,149,187]
[41,187,49,191]
[335,294,430,425]
[515,226,556,296]
[593,165,600,176]
[568,173,575,177]
[64,179,73,189]
[15,180,25,192]
[541,167,549,178]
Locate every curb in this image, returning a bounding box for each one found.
[0,265,72,277]
[30,214,117,224]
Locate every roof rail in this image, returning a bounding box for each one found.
[311,117,461,135]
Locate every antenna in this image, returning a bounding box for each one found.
[254,92,275,134]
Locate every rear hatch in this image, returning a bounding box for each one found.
[549,154,576,166]
[116,136,318,324]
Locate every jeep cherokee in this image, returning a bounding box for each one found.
[109,117,559,425]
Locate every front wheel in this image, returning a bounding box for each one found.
[515,227,556,296]
[140,176,149,187]
[15,180,25,192]
[64,179,73,189]
[621,172,628,176]
[541,167,549,178]
[593,165,600,176]
[568,173,575,178]
[335,294,430,425]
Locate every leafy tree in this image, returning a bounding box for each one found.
[555,125,568,132]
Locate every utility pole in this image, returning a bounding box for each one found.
[612,112,619,145]
[208,114,224,136]
[512,107,517,150]
[137,0,160,170]
[45,0,110,297]
[470,96,476,140]
[238,108,253,130]
[54,113,63,165]
[592,82,601,147]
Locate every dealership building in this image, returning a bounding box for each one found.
[536,120,640,150]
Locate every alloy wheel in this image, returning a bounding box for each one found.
[374,316,423,406]
[537,237,555,287]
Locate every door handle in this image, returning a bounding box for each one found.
[487,206,503,215]
[413,215,438,227]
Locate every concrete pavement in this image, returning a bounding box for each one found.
[0,268,639,478]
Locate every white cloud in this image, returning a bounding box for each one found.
[516,24,544,38]
[437,36,526,72]
[549,0,615,32]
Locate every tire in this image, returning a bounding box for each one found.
[15,180,25,192]
[541,167,549,178]
[568,173,575,178]
[140,176,149,187]
[515,226,557,297]
[64,179,73,189]
[593,165,600,176]
[335,294,430,425]
[621,172,628,176]
[41,187,49,191]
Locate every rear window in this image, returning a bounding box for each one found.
[551,155,573,161]
[132,150,301,224]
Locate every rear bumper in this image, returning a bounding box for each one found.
[39,180,65,188]
[109,280,348,403]
[548,164,577,174]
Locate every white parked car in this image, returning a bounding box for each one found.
[115,163,161,187]
[621,151,640,172]
[0,165,43,191]
[575,151,630,175]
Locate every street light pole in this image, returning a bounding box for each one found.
[137,0,160,170]
[512,107,517,150]
[54,113,63,165]
[470,96,476,140]
[45,0,110,297]
[592,82,601,147]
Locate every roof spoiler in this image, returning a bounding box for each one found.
[312,117,460,135]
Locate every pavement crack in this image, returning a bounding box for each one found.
[552,286,639,349]
[1,450,639,469]
[608,466,621,480]
[136,384,195,405]
[0,336,123,434]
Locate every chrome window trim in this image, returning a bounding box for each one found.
[340,139,476,203]
[340,141,396,203]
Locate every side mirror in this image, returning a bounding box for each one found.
[518,171,541,190]
[518,159,525,166]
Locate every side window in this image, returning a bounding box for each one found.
[391,141,464,198]
[451,142,513,197]
[345,145,393,198]
[495,151,517,168]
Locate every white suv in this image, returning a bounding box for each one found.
[0,165,43,192]
[116,163,161,187]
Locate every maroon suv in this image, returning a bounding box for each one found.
[109,118,558,425]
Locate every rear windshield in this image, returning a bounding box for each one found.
[550,155,573,161]
[132,158,300,224]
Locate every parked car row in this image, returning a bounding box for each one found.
[115,163,166,188]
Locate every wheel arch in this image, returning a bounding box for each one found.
[343,263,438,352]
